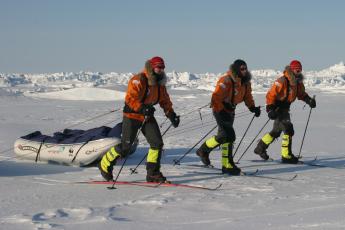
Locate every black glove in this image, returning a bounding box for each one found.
[266,104,278,120]
[168,111,180,128]
[268,110,278,120]
[139,104,155,116]
[305,96,316,108]
[249,106,261,117]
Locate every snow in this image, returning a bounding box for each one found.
[2,62,345,99]
[23,87,125,101]
[1,63,345,229]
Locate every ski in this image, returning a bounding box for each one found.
[247,173,298,182]
[299,157,345,169]
[76,180,223,191]
[298,161,328,168]
[181,164,259,176]
[242,169,260,176]
[251,156,320,166]
[183,164,297,181]
[34,177,222,190]
[297,157,342,168]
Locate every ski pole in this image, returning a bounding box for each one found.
[236,118,270,163]
[173,124,217,165]
[297,95,315,159]
[129,123,173,174]
[107,117,148,190]
[233,114,256,158]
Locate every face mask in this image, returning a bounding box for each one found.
[155,73,163,82]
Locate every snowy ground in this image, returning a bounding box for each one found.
[1,65,345,229]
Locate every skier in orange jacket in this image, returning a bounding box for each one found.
[196,59,261,175]
[99,56,180,182]
[254,60,316,163]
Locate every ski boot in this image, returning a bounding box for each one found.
[281,154,299,164]
[98,161,113,181]
[196,149,211,166]
[196,137,220,166]
[222,166,241,175]
[222,157,241,176]
[254,140,270,160]
[146,161,169,183]
[146,171,168,183]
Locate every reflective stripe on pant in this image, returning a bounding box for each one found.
[146,148,162,175]
[147,148,160,163]
[205,136,220,149]
[100,146,120,173]
[262,133,274,145]
[281,134,292,158]
[221,142,233,169]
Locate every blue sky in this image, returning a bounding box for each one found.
[0,0,344,73]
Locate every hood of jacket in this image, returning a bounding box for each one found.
[229,64,252,84]
[283,66,304,86]
[143,60,167,86]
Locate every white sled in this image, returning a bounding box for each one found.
[14,123,137,166]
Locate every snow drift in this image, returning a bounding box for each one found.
[1,62,345,101]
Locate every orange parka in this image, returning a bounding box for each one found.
[211,67,255,113]
[266,66,308,107]
[123,61,174,121]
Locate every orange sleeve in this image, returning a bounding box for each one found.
[211,78,230,112]
[159,86,174,115]
[243,82,255,108]
[125,76,146,112]
[266,79,283,105]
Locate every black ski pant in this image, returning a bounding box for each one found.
[269,109,294,138]
[213,111,236,144]
[115,116,163,157]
